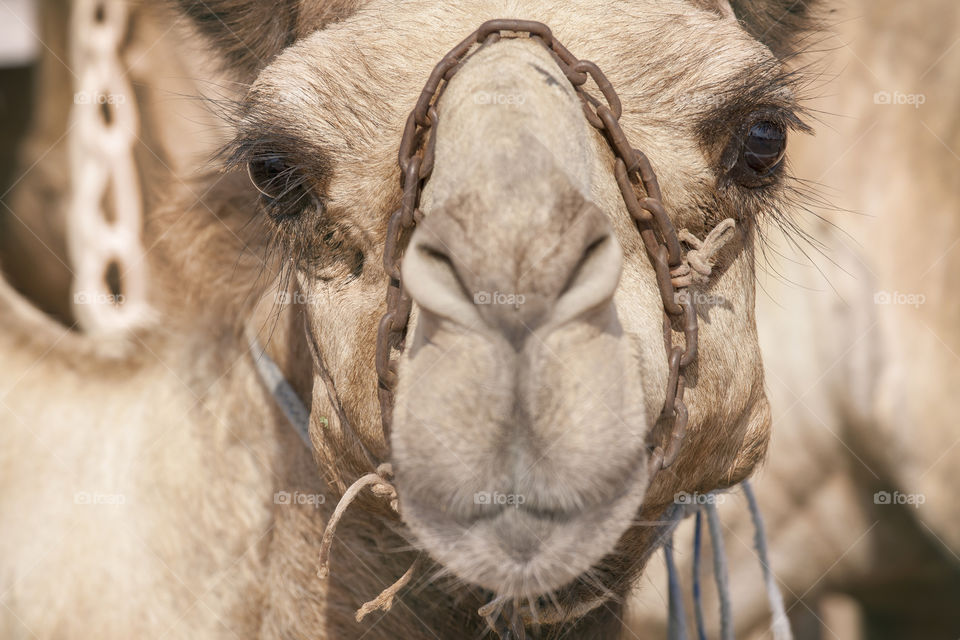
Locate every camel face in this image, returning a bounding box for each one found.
[230,0,804,603]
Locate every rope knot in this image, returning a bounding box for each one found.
[369,463,400,512]
[671,218,736,289]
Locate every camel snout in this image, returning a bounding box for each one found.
[389,35,650,600]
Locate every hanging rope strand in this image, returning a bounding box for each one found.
[665,534,689,640]
[705,502,734,640]
[743,480,793,640]
[692,511,708,640]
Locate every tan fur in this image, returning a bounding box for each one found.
[629,1,960,636]
[0,0,822,637]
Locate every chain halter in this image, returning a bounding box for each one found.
[321,19,737,637]
[375,19,732,484]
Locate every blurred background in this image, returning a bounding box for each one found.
[1,1,957,638]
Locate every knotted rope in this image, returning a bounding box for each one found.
[355,555,424,623]
[671,219,737,288]
[316,463,399,580]
[315,463,412,622]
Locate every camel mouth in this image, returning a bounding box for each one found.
[391,265,651,599]
[397,452,650,599]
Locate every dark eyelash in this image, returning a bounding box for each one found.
[221,133,280,172]
[220,131,322,218]
[692,55,816,142]
[264,172,314,220]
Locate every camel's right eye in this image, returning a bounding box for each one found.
[247,154,314,220]
[742,121,787,174]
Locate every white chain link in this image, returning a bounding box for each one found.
[67,0,148,332]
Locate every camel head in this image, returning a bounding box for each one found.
[176,0,817,616]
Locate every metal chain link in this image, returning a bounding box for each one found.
[377,19,698,484]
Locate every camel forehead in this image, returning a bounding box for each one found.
[240,0,795,229]
[249,0,779,144]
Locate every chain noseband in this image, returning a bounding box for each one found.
[376,19,704,485]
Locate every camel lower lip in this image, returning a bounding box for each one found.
[409,494,629,597]
[398,459,650,598]
[470,503,570,524]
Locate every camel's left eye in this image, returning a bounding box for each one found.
[741,121,787,175]
[247,155,313,220]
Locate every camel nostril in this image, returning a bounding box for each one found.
[418,245,470,298]
[403,207,623,337]
[402,231,483,326]
[559,234,612,298]
[550,226,623,327]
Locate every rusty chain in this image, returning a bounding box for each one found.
[377,19,698,486]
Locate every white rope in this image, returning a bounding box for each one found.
[705,501,734,640]
[742,480,793,640]
[692,510,707,640]
[665,534,689,640]
[67,0,148,332]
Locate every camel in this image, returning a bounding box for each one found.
[629,1,960,637]
[0,1,824,637]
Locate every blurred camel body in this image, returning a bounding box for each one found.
[0,1,218,323]
[628,1,960,638]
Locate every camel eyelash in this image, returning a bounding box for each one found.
[223,134,325,222]
[248,154,318,221]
